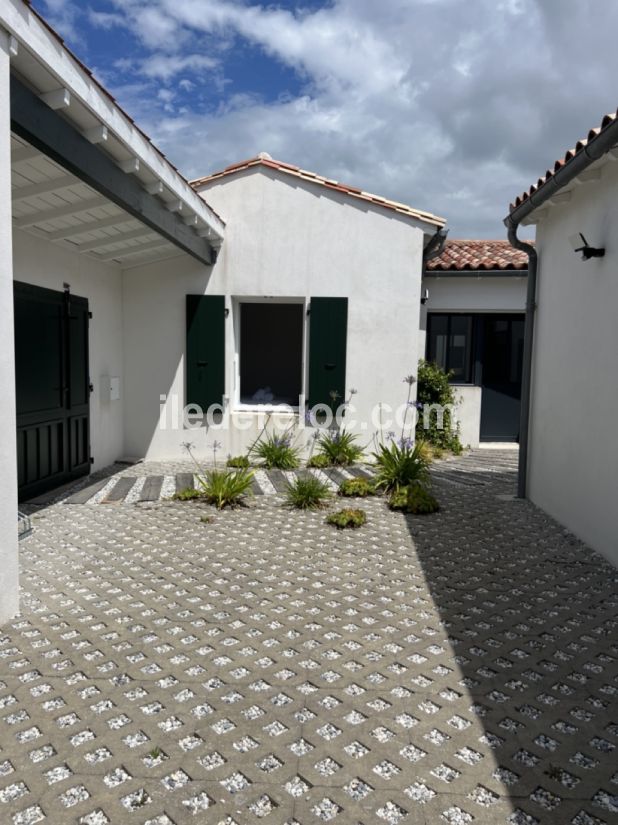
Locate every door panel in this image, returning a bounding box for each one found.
[480,314,524,442]
[14,282,90,500]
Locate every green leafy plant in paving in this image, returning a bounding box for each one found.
[251,432,300,469]
[388,483,439,514]
[415,359,463,454]
[338,477,377,498]
[326,508,367,529]
[197,468,254,510]
[172,487,201,501]
[200,515,214,524]
[226,455,250,468]
[315,428,364,466]
[307,453,332,469]
[285,475,331,509]
[372,438,430,493]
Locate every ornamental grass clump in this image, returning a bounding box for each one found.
[197,467,254,510]
[307,453,331,469]
[252,432,300,469]
[227,455,250,468]
[326,508,367,529]
[315,428,363,466]
[372,438,430,493]
[388,482,439,515]
[172,487,201,501]
[338,477,377,498]
[285,475,331,509]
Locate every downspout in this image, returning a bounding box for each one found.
[505,115,618,498]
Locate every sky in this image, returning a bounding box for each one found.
[32,0,618,238]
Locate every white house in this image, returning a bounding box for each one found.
[0,2,445,622]
[505,108,618,568]
[420,240,528,447]
[123,154,445,463]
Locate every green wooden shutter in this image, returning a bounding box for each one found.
[186,295,225,410]
[308,297,348,408]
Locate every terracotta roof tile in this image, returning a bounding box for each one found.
[191,155,445,228]
[427,239,529,272]
[510,109,618,211]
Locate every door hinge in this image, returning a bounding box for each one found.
[88,311,93,319]
[90,456,94,465]
[89,383,94,394]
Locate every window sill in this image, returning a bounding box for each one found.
[232,405,300,415]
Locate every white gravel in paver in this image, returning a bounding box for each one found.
[124,478,146,504]
[160,476,177,501]
[253,469,276,495]
[309,468,339,490]
[86,478,118,505]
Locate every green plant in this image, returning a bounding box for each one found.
[197,468,254,509]
[200,515,214,524]
[406,483,440,514]
[338,477,377,498]
[315,428,364,466]
[226,455,250,468]
[388,483,439,514]
[372,439,430,493]
[252,433,300,469]
[285,475,331,509]
[326,508,367,529]
[307,453,332,469]
[172,487,200,501]
[415,359,463,453]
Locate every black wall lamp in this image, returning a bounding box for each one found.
[569,232,605,260]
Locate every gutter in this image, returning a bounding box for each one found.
[504,116,618,499]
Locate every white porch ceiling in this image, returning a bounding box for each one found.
[11,134,181,267]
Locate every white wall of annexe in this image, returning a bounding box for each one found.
[0,33,19,623]
[12,230,125,472]
[528,159,618,568]
[122,168,428,462]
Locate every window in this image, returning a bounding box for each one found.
[427,314,474,383]
[239,302,304,405]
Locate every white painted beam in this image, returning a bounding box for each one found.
[11,144,41,164]
[97,238,170,261]
[166,200,183,213]
[40,88,71,110]
[77,227,154,253]
[42,212,134,241]
[183,214,198,227]
[12,174,79,201]
[8,35,18,58]
[84,125,108,145]
[13,196,108,228]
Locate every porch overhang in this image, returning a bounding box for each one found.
[1,0,225,267]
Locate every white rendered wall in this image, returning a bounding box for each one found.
[122,167,426,462]
[452,385,482,448]
[0,34,19,623]
[12,231,125,472]
[527,160,618,567]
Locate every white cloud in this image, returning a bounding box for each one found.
[87,0,618,236]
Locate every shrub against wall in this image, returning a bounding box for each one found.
[415,360,463,453]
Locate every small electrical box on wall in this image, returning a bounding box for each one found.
[101,376,121,402]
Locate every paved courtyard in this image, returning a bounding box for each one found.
[2,450,617,824]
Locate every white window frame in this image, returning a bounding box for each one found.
[232,296,308,413]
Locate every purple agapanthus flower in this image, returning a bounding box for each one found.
[399,437,414,450]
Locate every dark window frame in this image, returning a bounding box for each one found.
[426,313,476,384]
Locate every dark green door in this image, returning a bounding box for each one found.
[14,282,90,500]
